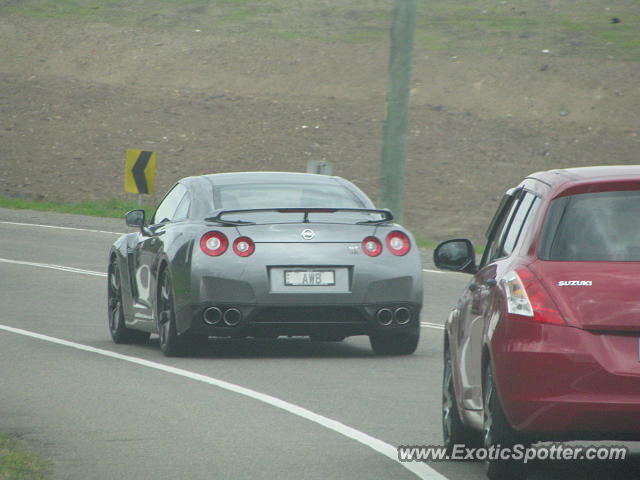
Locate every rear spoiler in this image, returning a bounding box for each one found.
[205,208,394,226]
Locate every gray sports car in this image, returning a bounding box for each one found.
[108,172,423,356]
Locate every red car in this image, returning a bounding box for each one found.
[434,166,640,478]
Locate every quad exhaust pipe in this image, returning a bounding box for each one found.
[376,308,394,326]
[394,307,411,325]
[203,307,222,325]
[203,307,242,327]
[223,308,242,327]
[376,306,411,326]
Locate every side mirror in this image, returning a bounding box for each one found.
[433,239,478,274]
[125,209,146,228]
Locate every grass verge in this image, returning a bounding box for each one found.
[0,433,49,480]
[0,196,153,220]
[0,0,638,59]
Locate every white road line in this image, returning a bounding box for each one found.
[0,324,447,480]
[422,268,445,274]
[421,322,445,330]
[0,258,107,277]
[0,220,123,235]
[422,268,467,276]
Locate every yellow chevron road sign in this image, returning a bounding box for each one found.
[125,149,157,194]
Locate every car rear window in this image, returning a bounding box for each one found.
[214,182,375,224]
[538,190,640,261]
[217,183,364,209]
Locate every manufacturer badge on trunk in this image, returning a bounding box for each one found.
[301,229,315,240]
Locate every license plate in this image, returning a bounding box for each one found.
[284,270,335,286]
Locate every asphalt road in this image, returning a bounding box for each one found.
[1,208,638,480]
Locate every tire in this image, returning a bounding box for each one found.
[369,332,419,355]
[483,363,525,479]
[442,342,481,452]
[157,267,189,357]
[108,257,150,344]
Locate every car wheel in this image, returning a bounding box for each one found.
[443,342,481,452]
[157,268,188,357]
[369,332,419,355]
[108,257,150,344]
[483,363,524,479]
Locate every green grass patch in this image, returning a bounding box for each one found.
[335,27,388,44]
[0,196,154,220]
[1,0,124,20]
[415,4,640,59]
[1,0,638,58]
[0,433,49,480]
[415,237,438,251]
[217,4,280,24]
[594,21,640,51]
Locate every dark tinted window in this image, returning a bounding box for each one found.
[482,192,520,265]
[502,193,538,256]
[482,190,539,265]
[539,190,640,261]
[484,194,514,240]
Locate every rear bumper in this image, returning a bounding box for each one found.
[188,302,421,338]
[492,319,640,440]
[177,242,423,338]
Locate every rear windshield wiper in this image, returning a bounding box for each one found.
[205,208,394,225]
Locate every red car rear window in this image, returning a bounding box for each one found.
[538,190,640,261]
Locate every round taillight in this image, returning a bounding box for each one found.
[386,231,410,256]
[233,236,255,257]
[362,236,382,257]
[200,231,228,256]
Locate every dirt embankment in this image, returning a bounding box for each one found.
[1,13,638,244]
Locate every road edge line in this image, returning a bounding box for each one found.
[0,258,107,277]
[0,324,448,480]
[0,221,122,235]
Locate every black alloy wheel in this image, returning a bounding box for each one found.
[108,257,149,344]
[157,268,189,357]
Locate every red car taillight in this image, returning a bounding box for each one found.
[502,267,565,325]
[233,236,255,257]
[200,231,228,256]
[362,236,382,257]
[386,231,411,256]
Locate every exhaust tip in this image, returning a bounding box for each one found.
[376,308,393,326]
[203,307,222,325]
[395,307,411,325]
[223,308,242,327]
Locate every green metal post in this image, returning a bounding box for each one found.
[379,0,416,224]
